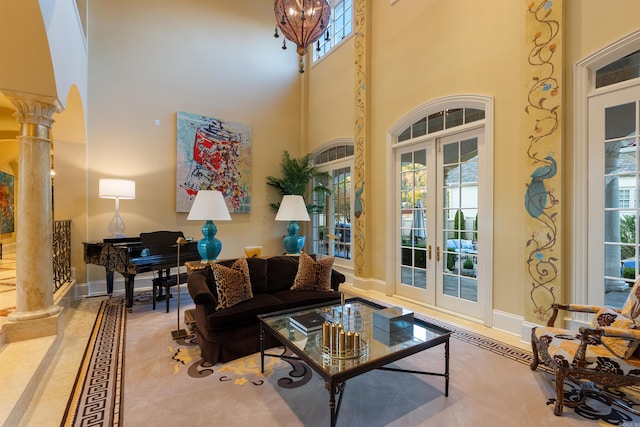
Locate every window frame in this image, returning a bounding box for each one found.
[312,0,354,64]
[311,141,355,268]
[573,29,640,311]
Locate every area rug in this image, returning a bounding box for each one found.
[61,297,126,427]
[64,288,640,426]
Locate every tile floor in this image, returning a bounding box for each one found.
[0,244,91,426]
[0,243,16,317]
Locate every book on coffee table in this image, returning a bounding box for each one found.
[290,311,325,334]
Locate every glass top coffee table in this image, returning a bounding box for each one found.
[258,297,451,426]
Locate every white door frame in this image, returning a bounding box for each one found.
[386,94,494,325]
[574,29,640,306]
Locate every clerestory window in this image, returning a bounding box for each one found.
[313,0,353,62]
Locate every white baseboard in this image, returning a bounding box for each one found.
[85,272,156,297]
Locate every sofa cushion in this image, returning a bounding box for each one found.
[591,307,640,359]
[267,255,304,293]
[273,289,342,308]
[291,252,334,292]
[246,257,268,293]
[205,293,284,331]
[621,276,640,320]
[534,326,640,374]
[218,257,268,294]
[212,257,253,310]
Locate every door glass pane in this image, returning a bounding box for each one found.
[332,167,351,260]
[413,118,427,138]
[428,112,444,133]
[442,138,478,302]
[312,174,330,256]
[400,148,428,289]
[445,109,464,129]
[596,50,640,88]
[605,103,636,139]
[603,100,640,307]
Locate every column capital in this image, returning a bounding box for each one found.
[0,90,62,129]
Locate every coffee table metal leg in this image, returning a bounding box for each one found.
[445,338,450,396]
[260,324,265,373]
[328,380,346,427]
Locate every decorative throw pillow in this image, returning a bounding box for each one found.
[291,252,334,292]
[621,276,640,320]
[591,307,640,359]
[212,257,253,310]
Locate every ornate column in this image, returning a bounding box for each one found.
[3,91,62,322]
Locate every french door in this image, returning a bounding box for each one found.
[395,128,485,320]
[588,84,640,307]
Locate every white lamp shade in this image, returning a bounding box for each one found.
[187,190,232,221]
[99,179,136,199]
[275,195,310,222]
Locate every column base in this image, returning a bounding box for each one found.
[3,307,63,343]
[7,305,61,322]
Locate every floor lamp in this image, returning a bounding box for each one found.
[171,236,189,340]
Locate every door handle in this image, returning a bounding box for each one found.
[436,246,440,262]
[428,245,432,260]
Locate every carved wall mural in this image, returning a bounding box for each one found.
[353,0,368,276]
[524,0,563,323]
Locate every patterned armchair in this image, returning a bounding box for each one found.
[530,279,640,416]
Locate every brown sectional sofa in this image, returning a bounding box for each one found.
[187,255,345,364]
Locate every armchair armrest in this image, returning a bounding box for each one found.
[586,326,640,340]
[546,303,618,326]
[572,326,640,366]
[330,269,346,292]
[186,269,218,308]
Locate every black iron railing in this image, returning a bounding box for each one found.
[53,220,72,292]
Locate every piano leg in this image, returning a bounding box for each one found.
[123,274,136,309]
[106,269,114,296]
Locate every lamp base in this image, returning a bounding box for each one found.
[283,235,305,255]
[197,220,222,261]
[108,211,126,238]
[171,329,189,340]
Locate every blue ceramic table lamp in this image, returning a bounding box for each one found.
[187,190,231,262]
[275,195,310,254]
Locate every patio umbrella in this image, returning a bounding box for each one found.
[412,199,426,243]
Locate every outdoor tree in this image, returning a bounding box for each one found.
[620,215,636,260]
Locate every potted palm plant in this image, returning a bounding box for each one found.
[266,150,331,212]
[266,150,331,253]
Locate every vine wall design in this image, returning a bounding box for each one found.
[353,0,367,276]
[524,0,563,323]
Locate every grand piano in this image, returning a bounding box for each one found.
[83,231,201,308]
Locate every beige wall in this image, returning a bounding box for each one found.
[306,36,355,152]
[85,0,305,282]
[4,0,640,323]
[305,0,640,319]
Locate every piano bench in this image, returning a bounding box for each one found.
[152,273,189,313]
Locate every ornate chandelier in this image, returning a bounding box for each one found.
[274,0,331,73]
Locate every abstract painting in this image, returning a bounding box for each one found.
[176,111,251,213]
[0,171,14,234]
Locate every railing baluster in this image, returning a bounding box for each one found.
[52,219,72,292]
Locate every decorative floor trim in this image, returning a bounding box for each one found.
[341,292,550,372]
[61,298,126,427]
